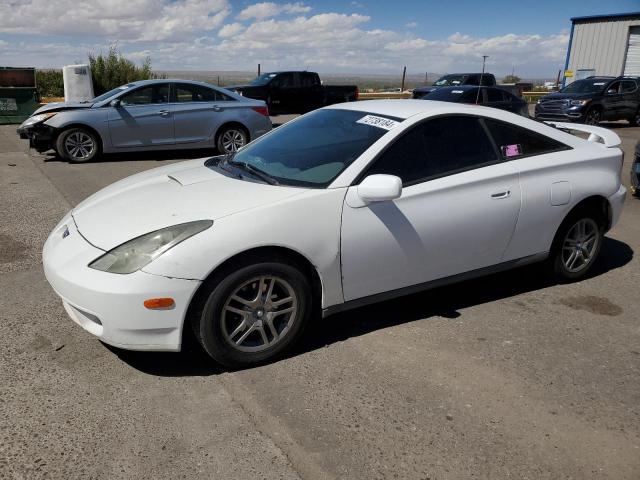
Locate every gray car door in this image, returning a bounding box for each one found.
[172,83,232,146]
[108,83,174,148]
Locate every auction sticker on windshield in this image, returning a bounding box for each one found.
[356,115,399,130]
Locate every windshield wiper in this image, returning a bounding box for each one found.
[228,159,279,185]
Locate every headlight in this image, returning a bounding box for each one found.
[21,112,57,127]
[570,99,590,106]
[89,220,213,274]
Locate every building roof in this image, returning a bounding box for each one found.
[571,12,640,23]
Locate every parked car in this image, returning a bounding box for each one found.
[43,100,626,368]
[17,79,271,162]
[535,76,640,126]
[631,140,640,197]
[420,85,529,117]
[412,73,496,98]
[226,71,358,114]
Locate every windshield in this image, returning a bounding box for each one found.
[216,109,402,187]
[561,79,608,94]
[92,84,134,102]
[433,75,468,86]
[250,73,278,86]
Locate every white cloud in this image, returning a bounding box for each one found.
[236,2,311,21]
[0,0,231,41]
[218,22,245,37]
[406,22,418,29]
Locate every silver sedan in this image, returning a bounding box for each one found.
[17,79,272,162]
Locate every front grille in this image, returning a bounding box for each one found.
[538,99,569,113]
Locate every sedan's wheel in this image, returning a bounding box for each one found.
[56,128,99,162]
[584,108,601,126]
[193,262,311,368]
[551,212,604,281]
[217,126,248,154]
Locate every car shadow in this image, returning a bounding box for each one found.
[107,237,633,376]
[40,148,220,164]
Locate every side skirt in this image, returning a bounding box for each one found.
[322,252,549,318]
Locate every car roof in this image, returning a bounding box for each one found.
[326,99,511,120]
[126,78,219,88]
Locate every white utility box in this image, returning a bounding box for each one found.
[63,64,94,102]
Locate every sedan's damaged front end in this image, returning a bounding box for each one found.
[17,112,59,152]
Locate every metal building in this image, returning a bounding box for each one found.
[564,12,640,84]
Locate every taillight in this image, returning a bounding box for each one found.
[251,106,269,117]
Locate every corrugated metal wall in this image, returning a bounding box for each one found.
[567,16,640,84]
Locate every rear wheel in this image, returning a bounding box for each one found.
[216,125,248,154]
[192,262,312,368]
[583,108,601,126]
[628,108,640,127]
[550,211,604,281]
[56,127,99,163]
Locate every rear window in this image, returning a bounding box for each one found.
[484,119,570,159]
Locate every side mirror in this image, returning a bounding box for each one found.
[606,89,617,95]
[357,174,402,203]
[110,99,121,108]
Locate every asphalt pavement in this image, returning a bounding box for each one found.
[1,115,639,480]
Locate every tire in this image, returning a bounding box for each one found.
[583,108,601,126]
[55,127,100,163]
[549,209,605,281]
[192,261,312,368]
[216,125,248,154]
[628,108,640,127]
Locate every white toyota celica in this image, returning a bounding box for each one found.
[43,100,627,368]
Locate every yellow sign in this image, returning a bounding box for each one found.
[564,70,573,77]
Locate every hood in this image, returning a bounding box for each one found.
[72,159,305,250]
[538,92,594,102]
[34,101,94,115]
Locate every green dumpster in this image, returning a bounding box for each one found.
[0,67,40,125]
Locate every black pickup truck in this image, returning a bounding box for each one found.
[226,71,358,114]
[412,73,496,99]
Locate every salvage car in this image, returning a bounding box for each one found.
[17,79,271,162]
[412,73,496,98]
[419,85,529,117]
[43,100,626,368]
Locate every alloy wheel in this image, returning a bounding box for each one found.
[561,218,600,273]
[220,129,246,153]
[64,131,95,160]
[585,110,601,126]
[221,275,298,353]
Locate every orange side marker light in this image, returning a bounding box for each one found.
[144,298,175,309]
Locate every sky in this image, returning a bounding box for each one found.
[0,0,638,77]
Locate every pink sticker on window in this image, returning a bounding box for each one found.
[502,144,522,157]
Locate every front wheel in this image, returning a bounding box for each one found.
[55,127,99,163]
[583,108,601,126]
[192,262,312,368]
[216,125,248,154]
[550,212,604,281]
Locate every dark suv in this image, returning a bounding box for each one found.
[412,73,496,99]
[535,76,640,125]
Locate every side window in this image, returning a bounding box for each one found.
[606,81,621,94]
[214,90,235,101]
[460,90,479,103]
[484,119,569,159]
[274,73,295,88]
[120,84,169,105]
[174,83,216,102]
[486,89,505,103]
[622,80,637,93]
[300,73,318,87]
[365,116,498,186]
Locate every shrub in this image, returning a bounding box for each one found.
[89,46,155,95]
[36,69,64,98]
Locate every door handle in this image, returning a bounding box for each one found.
[158,109,170,117]
[212,105,224,112]
[491,190,511,199]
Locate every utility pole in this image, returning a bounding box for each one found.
[258,63,261,76]
[425,71,428,85]
[476,55,489,104]
[401,66,407,92]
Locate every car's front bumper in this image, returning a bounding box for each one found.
[534,104,586,122]
[17,122,57,152]
[42,213,201,351]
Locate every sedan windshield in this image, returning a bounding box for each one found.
[560,79,608,94]
[92,84,134,102]
[216,109,401,187]
[433,75,468,86]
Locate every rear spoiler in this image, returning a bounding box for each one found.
[546,122,621,148]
